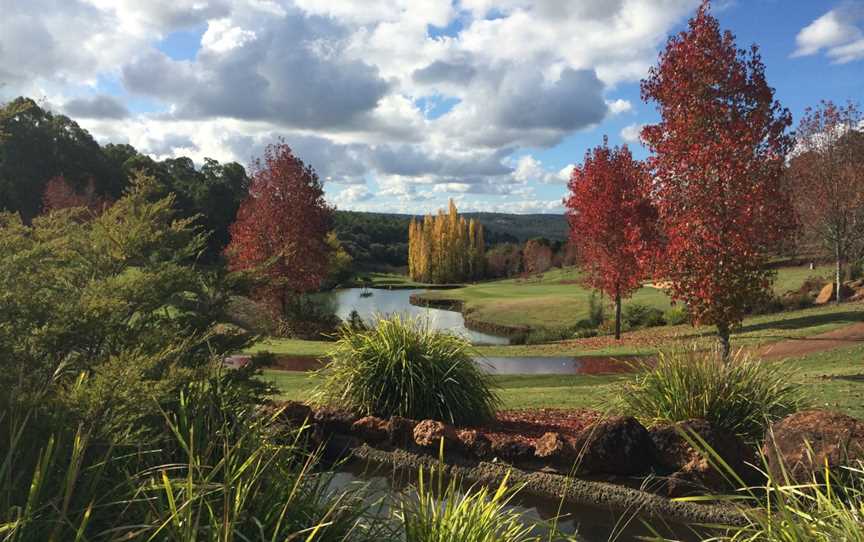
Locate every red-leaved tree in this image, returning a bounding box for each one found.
[641,1,795,356]
[42,176,110,214]
[788,101,864,303]
[564,138,658,339]
[225,143,333,317]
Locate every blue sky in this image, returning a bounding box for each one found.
[2,0,862,214]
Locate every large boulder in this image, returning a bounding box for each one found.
[352,416,389,443]
[413,420,459,449]
[313,408,358,434]
[534,432,576,467]
[763,410,864,483]
[650,419,756,497]
[573,416,655,475]
[491,437,536,463]
[815,282,853,304]
[457,429,492,459]
[386,416,416,447]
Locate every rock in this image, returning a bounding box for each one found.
[387,416,416,447]
[491,437,536,463]
[313,408,358,434]
[457,429,492,458]
[352,416,389,443]
[574,416,655,475]
[534,432,576,466]
[275,401,313,425]
[413,420,459,449]
[649,419,756,497]
[763,410,864,483]
[815,282,853,304]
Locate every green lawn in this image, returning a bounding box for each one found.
[416,265,834,331]
[262,341,864,418]
[249,299,864,359]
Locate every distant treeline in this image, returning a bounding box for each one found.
[0,97,250,261]
[334,210,567,269]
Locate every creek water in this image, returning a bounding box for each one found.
[319,288,510,345]
[326,459,704,542]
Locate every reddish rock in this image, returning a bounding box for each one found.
[276,401,313,425]
[763,410,864,483]
[352,416,389,443]
[650,419,756,497]
[534,432,576,466]
[574,416,655,475]
[457,429,492,458]
[413,420,459,449]
[491,437,536,463]
[387,416,416,447]
[313,408,358,434]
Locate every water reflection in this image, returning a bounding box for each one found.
[319,288,510,345]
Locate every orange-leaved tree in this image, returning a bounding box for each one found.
[641,1,795,356]
[225,143,333,317]
[564,138,658,340]
[788,101,864,304]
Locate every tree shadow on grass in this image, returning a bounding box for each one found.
[734,311,864,336]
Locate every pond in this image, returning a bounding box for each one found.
[262,355,643,375]
[327,459,703,541]
[321,288,510,345]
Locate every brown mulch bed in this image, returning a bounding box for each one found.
[464,409,601,447]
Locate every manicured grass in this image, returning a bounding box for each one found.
[416,265,831,331]
[249,301,864,358]
[262,341,864,418]
[351,272,457,289]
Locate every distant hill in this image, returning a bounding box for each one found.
[334,210,569,269]
[461,212,569,242]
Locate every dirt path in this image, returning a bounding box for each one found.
[757,322,864,360]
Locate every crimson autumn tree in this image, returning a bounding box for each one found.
[564,139,657,339]
[42,176,110,214]
[641,1,795,356]
[225,143,333,317]
[788,101,864,304]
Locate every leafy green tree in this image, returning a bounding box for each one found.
[0,172,254,439]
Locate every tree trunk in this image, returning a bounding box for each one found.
[717,323,731,361]
[614,292,622,340]
[836,242,843,305]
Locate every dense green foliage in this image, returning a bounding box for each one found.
[0,98,250,260]
[617,348,807,440]
[313,315,500,424]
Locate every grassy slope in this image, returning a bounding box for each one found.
[250,301,864,358]
[263,342,864,418]
[418,265,834,330]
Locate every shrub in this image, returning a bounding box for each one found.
[313,315,500,425]
[663,306,689,326]
[622,303,666,328]
[398,462,563,542]
[781,292,814,311]
[616,347,808,440]
[587,292,605,326]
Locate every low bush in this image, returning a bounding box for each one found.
[622,303,666,328]
[313,315,500,425]
[587,292,605,326]
[616,347,808,440]
[781,292,814,311]
[663,306,689,326]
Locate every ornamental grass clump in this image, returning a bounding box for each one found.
[313,314,500,425]
[617,346,807,441]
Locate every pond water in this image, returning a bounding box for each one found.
[327,459,703,541]
[264,354,643,375]
[321,288,510,345]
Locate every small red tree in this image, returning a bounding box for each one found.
[641,1,795,356]
[564,138,657,339]
[522,238,553,275]
[788,101,864,304]
[42,176,109,214]
[225,143,333,317]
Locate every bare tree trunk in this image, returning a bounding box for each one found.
[614,292,622,340]
[717,322,731,361]
[836,241,843,305]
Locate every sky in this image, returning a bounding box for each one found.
[1,0,862,215]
